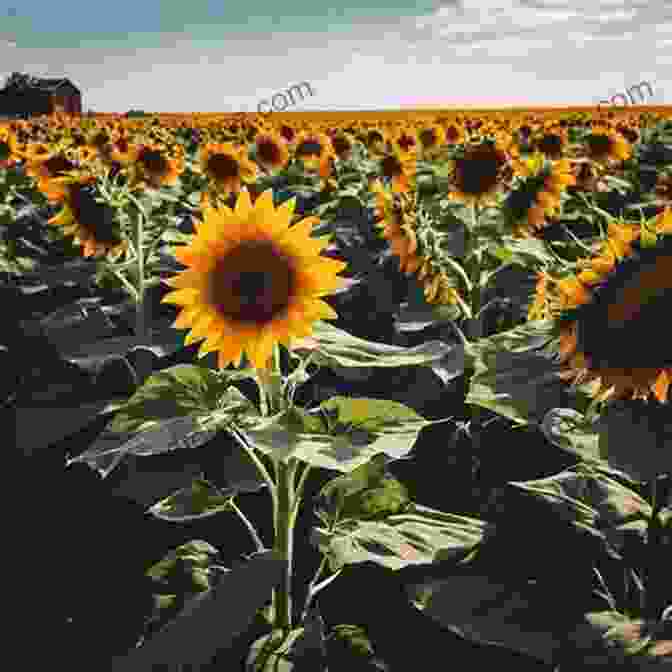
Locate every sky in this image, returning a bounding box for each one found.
[0,0,668,113]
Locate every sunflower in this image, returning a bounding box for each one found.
[654,172,672,205]
[446,139,510,207]
[584,127,631,164]
[161,188,348,371]
[417,262,461,305]
[329,132,354,161]
[292,131,336,177]
[0,127,19,169]
[48,176,128,259]
[195,142,259,206]
[527,270,553,321]
[531,125,568,160]
[277,123,297,145]
[108,134,136,165]
[128,142,184,190]
[378,150,416,194]
[253,131,290,173]
[540,212,672,403]
[503,155,575,237]
[24,148,84,201]
[417,123,446,159]
[389,126,418,156]
[363,127,389,158]
[568,159,608,194]
[370,179,420,273]
[441,121,466,146]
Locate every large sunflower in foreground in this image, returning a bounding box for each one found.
[537,211,672,403]
[161,188,348,370]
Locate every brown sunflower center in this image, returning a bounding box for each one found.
[139,148,169,175]
[331,135,351,155]
[209,241,295,324]
[577,243,672,369]
[280,125,295,142]
[536,133,563,156]
[419,129,437,148]
[115,137,130,154]
[618,126,639,144]
[397,134,416,151]
[69,184,121,245]
[445,126,460,142]
[586,134,613,159]
[92,131,110,147]
[367,130,384,146]
[454,145,507,196]
[381,155,402,178]
[206,153,240,180]
[44,154,76,176]
[256,138,281,164]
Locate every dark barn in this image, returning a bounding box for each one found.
[0,73,82,118]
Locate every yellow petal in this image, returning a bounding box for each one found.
[161,288,201,306]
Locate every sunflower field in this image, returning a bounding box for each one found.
[8,107,672,671]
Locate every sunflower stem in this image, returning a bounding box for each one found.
[255,347,299,634]
[465,202,484,492]
[131,199,153,385]
[273,457,297,633]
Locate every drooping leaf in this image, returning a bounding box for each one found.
[148,477,236,522]
[68,375,255,478]
[405,573,570,664]
[293,319,458,369]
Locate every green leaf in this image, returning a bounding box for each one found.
[295,320,458,368]
[69,377,256,478]
[405,574,568,664]
[567,611,672,667]
[540,408,602,462]
[466,320,594,425]
[310,503,489,572]
[148,477,236,521]
[245,607,328,671]
[502,464,652,555]
[108,364,232,434]
[238,397,434,472]
[317,454,410,520]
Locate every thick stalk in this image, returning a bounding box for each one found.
[135,206,146,339]
[257,345,299,633]
[273,457,297,632]
[465,202,484,487]
[130,199,154,386]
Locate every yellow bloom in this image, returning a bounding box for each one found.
[162,188,348,371]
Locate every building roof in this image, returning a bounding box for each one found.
[1,75,80,94]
